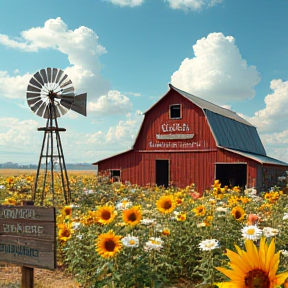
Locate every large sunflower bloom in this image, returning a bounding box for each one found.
[193,205,206,216]
[95,206,117,225]
[62,205,72,217]
[215,237,288,288]
[231,206,245,221]
[96,230,122,258]
[123,206,142,226]
[58,224,73,244]
[156,195,176,214]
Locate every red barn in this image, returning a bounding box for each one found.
[93,84,288,193]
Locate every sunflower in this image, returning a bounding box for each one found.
[62,205,72,217]
[176,212,186,221]
[2,198,17,205]
[81,211,98,226]
[161,228,171,236]
[231,206,245,221]
[95,206,117,225]
[58,224,73,244]
[215,237,288,288]
[156,195,176,214]
[96,230,122,258]
[193,205,206,216]
[123,206,142,226]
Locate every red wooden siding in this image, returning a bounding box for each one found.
[134,90,217,152]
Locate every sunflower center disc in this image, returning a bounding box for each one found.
[245,269,270,288]
[128,213,137,222]
[105,239,116,252]
[235,211,242,219]
[101,211,111,220]
[62,229,71,238]
[163,201,172,209]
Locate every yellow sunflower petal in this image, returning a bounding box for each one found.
[214,282,238,288]
[268,252,280,279]
[265,238,276,272]
[273,272,288,286]
[215,267,243,281]
[244,239,260,269]
[226,249,250,272]
[259,237,267,270]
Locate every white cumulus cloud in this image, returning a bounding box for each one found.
[88,90,132,115]
[0,118,40,149]
[107,0,145,7]
[165,0,223,11]
[171,32,261,104]
[0,17,110,101]
[245,79,288,133]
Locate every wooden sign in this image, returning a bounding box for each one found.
[0,205,56,270]
[0,235,56,270]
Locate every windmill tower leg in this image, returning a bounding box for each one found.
[33,118,71,206]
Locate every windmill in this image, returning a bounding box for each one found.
[27,67,87,205]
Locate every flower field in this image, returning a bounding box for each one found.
[1,170,288,288]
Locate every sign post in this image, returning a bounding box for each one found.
[0,203,56,288]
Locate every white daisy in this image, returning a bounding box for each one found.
[144,237,163,251]
[72,222,81,230]
[115,200,133,210]
[263,227,279,238]
[241,225,262,241]
[121,234,139,248]
[283,213,288,220]
[215,207,228,212]
[281,250,288,257]
[198,239,219,251]
[140,218,156,225]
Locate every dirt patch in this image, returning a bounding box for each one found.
[0,264,80,288]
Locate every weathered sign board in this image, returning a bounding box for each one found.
[0,205,56,270]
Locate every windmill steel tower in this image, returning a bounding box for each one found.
[26,67,87,205]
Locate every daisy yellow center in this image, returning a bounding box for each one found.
[105,239,116,252]
[151,240,161,245]
[244,269,269,288]
[205,242,215,248]
[163,201,172,210]
[247,228,256,235]
[101,210,111,220]
[129,240,136,245]
[128,212,137,222]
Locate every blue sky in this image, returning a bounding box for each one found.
[0,0,287,165]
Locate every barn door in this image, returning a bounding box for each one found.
[215,163,247,189]
[156,160,169,187]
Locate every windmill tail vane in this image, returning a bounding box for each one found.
[26,67,87,206]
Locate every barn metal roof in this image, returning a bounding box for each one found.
[170,84,267,155]
[221,147,288,166]
[170,84,252,126]
[205,110,266,155]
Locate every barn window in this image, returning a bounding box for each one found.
[170,104,181,119]
[110,170,121,182]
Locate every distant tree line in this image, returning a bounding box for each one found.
[0,162,96,171]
